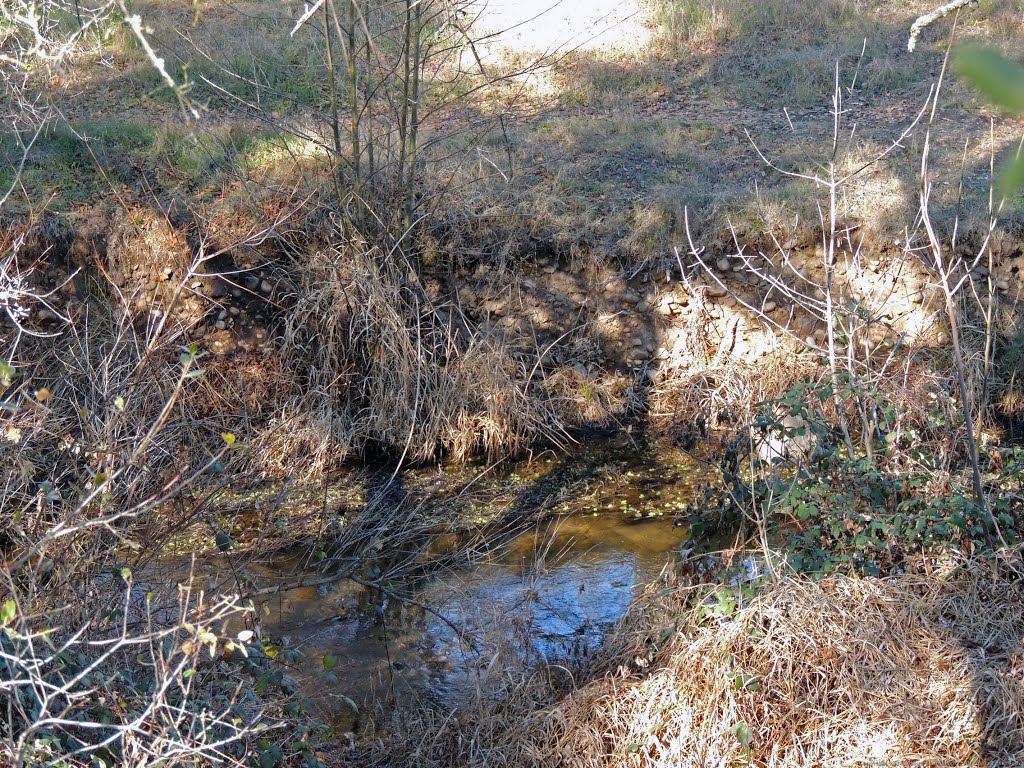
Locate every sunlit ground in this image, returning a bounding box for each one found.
[466,0,653,57]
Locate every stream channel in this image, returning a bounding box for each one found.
[161,439,715,730]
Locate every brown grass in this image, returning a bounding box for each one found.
[258,246,571,475]
[360,558,1024,768]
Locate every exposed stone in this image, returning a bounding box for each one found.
[214,320,227,331]
[244,275,259,291]
[997,279,1010,292]
[762,301,777,313]
[707,284,727,298]
[715,257,731,272]
[260,280,273,294]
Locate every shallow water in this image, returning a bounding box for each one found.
[261,441,709,729]
[152,439,711,730]
[268,512,686,725]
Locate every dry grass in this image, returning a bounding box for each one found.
[362,558,1024,768]
[258,246,571,475]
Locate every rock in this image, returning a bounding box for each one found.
[191,280,203,290]
[762,301,777,313]
[217,309,228,321]
[997,278,1010,292]
[632,336,645,347]
[260,280,273,294]
[214,320,227,331]
[244,275,259,291]
[231,288,242,298]
[36,308,58,323]
[715,257,731,272]
[161,267,173,281]
[707,284,727,298]
[229,306,241,316]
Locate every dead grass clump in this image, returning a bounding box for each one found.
[651,335,814,437]
[266,247,566,475]
[493,564,1024,768]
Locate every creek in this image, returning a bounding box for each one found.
[154,439,715,731]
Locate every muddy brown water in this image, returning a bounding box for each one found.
[272,513,686,728]
[153,440,713,731]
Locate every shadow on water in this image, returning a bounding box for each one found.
[244,437,713,732]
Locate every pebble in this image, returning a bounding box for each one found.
[260,280,273,294]
[229,306,241,316]
[214,320,227,331]
[715,257,731,272]
[707,284,727,298]
[231,288,242,298]
[762,301,777,313]
[997,278,1010,292]
[244,275,259,291]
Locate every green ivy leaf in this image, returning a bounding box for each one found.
[216,532,234,553]
[322,654,337,672]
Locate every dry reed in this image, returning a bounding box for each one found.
[361,559,1024,768]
